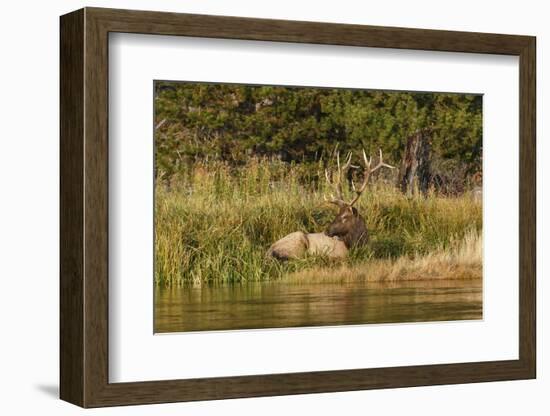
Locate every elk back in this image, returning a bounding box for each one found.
[266,231,348,260]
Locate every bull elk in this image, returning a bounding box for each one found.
[266,149,394,260]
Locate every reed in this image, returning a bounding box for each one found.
[155,159,482,285]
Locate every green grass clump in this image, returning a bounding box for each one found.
[155,159,482,285]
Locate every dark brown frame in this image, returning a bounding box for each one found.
[60,7,536,408]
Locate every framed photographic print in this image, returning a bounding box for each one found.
[60,7,536,408]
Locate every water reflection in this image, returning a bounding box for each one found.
[154,279,482,333]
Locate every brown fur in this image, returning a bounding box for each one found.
[266,206,367,260]
[325,205,368,249]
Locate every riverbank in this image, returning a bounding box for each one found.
[286,229,481,284]
[155,159,482,285]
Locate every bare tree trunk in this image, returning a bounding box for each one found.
[397,129,432,196]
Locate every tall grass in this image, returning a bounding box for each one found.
[155,159,482,285]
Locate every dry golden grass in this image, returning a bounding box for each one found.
[286,229,482,284]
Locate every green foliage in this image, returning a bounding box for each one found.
[155,160,482,285]
[154,82,483,182]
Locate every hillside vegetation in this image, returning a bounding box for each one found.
[155,82,482,185]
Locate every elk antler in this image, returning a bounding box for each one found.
[324,149,354,207]
[348,149,395,207]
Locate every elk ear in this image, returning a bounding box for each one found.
[350,207,359,216]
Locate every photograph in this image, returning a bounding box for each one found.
[153,81,483,333]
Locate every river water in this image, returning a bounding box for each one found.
[154,279,482,333]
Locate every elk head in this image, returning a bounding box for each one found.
[324,148,394,248]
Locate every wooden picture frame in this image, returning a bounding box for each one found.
[60,7,536,408]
